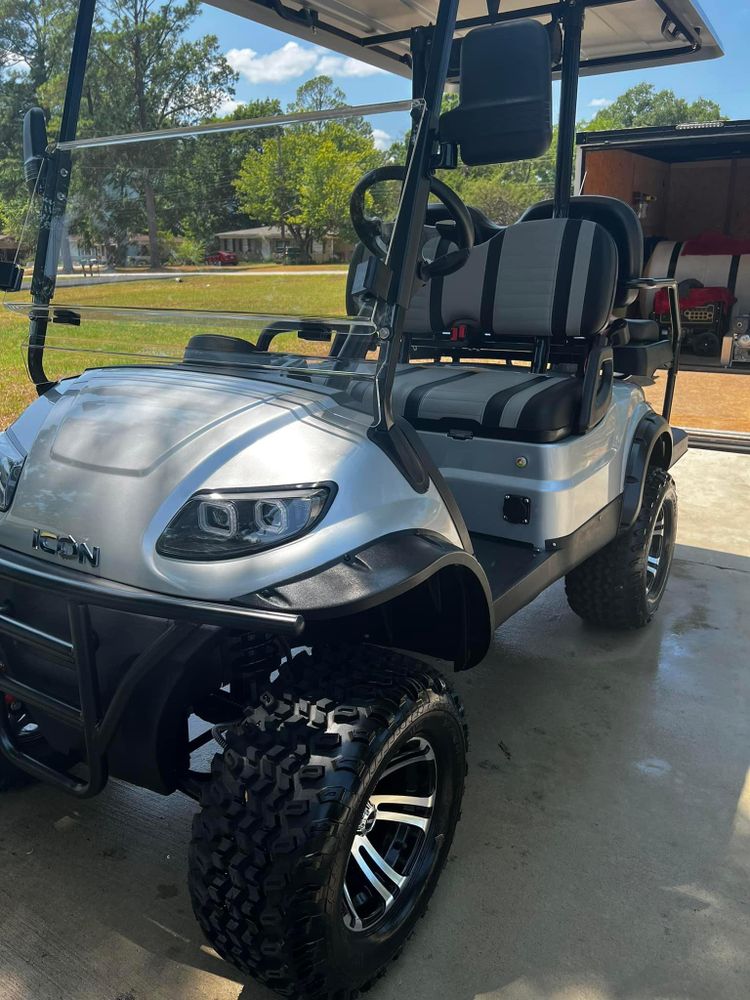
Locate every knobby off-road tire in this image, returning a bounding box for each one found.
[188,645,468,1000]
[565,466,678,628]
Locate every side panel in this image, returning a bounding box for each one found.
[415,382,649,548]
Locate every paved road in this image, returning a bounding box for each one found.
[0,450,749,1000]
[20,269,347,291]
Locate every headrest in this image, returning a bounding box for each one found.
[405,218,618,343]
[519,196,644,308]
[439,20,552,167]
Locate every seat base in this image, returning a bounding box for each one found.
[387,364,583,443]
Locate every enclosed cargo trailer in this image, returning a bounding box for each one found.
[577,120,750,372]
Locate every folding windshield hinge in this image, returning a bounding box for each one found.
[52,308,81,327]
[0,262,23,293]
[351,255,394,304]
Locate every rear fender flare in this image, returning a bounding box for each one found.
[620,411,673,529]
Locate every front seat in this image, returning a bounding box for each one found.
[350,215,619,441]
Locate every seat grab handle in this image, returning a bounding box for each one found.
[578,334,613,434]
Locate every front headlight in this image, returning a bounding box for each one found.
[0,432,25,513]
[156,484,335,560]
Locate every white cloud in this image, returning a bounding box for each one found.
[227,42,386,85]
[1,51,30,73]
[315,54,385,78]
[227,42,319,84]
[372,128,391,151]
[589,97,613,108]
[215,96,241,116]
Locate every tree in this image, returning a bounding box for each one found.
[82,0,237,267]
[290,76,347,115]
[174,98,283,243]
[235,77,380,262]
[585,82,725,131]
[0,1,74,95]
[0,1,74,238]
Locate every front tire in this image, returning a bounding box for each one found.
[565,467,678,628]
[188,645,468,1000]
[0,696,52,792]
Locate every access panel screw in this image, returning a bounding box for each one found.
[515,456,528,469]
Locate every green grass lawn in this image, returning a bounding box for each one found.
[0,272,347,425]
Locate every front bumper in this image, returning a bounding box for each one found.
[0,545,303,798]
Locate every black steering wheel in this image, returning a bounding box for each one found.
[350,164,475,279]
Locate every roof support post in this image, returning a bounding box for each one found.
[553,0,584,218]
[371,0,459,439]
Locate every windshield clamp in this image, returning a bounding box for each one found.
[351,255,394,305]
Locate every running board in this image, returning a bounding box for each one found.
[471,496,622,628]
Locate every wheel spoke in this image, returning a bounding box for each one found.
[351,835,402,907]
[375,810,430,831]
[376,739,434,783]
[342,883,364,932]
[369,793,434,810]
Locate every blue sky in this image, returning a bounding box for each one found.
[192,0,748,134]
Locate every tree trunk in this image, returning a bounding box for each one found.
[60,219,74,275]
[143,174,161,269]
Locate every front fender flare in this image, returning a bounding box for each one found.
[238,530,494,671]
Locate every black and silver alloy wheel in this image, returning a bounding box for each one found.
[645,495,674,603]
[189,645,468,1000]
[343,736,436,934]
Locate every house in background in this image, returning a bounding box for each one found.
[215,225,353,263]
[0,234,19,263]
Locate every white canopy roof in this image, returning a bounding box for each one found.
[208,0,722,78]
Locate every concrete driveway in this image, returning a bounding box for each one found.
[1,449,749,1000]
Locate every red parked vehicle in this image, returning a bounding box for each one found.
[205,249,238,266]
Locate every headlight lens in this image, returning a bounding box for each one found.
[157,485,334,560]
[0,432,25,513]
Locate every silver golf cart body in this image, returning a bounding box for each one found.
[0,1,725,995]
[0,1,721,793]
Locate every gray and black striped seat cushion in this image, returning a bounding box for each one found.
[404,217,618,341]
[348,364,583,443]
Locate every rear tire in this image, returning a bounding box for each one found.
[188,645,468,1000]
[565,467,677,628]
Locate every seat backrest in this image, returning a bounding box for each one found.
[519,195,643,308]
[404,217,618,343]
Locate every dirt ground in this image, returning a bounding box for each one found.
[644,369,750,432]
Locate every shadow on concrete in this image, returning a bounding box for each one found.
[0,552,749,1000]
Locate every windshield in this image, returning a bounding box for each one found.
[5,100,421,394]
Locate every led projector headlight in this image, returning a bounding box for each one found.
[157,485,334,560]
[0,432,25,512]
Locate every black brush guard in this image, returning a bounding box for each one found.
[0,547,303,798]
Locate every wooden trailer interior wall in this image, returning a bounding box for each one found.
[582,149,750,240]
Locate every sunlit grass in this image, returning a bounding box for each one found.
[2,272,747,434]
[1,272,348,425]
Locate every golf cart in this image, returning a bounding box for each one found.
[0,1,721,997]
